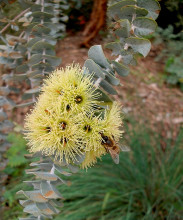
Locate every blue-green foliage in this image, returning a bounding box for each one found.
[154,26,183,89]
[84,0,160,96]
[57,126,183,220]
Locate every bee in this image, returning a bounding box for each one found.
[101,134,120,164]
[101,134,130,164]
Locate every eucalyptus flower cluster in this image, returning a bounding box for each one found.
[25,65,123,169]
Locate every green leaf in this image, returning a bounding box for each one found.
[43,55,61,66]
[103,70,120,86]
[0,56,14,64]
[41,181,62,199]
[32,62,54,72]
[23,203,40,215]
[30,162,52,171]
[36,202,58,215]
[31,41,55,55]
[26,37,41,48]
[27,70,42,78]
[0,97,15,109]
[114,19,131,41]
[31,24,51,37]
[31,3,42,12]
[84,59,105,79]
[28,54,42,65]
[126,37,151,57]
[137,0,161,20]
[133,17,157,37]
[94,89,113,102]
[88,45,112,70]
[112,61,130,76]
[105,41,123,56]
[25,22,39,35]
[16,64,29,73]
[24,87,40,94]
[42,35,58,45]
[100,80,118,95]
[31,11,54,23]
[15,101,35,108]
[19,200,34,207]
[74,154,86,165]
[28,54,61,66]
[44,22,59,33]
[120,49,137,65]
[67,164,79,173]
[26,172,58,181]
[17,44,27,54]
[54,165,72,176]
[120,5,148,22]
[108,0,136,19]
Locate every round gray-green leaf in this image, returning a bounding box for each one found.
[120,5,148,22]
[112,61,130,76]
[137,0,161,20]
[105,41,123,56]
[100,80,118,95]
[108,0,136,19]
[133,17,157,37]
[84,59,105,79]
[88,45,112,70]
[126,37,151,57]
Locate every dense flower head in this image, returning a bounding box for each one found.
[25,64,124,169]
[40,64,99,113]
[102,102,124,141]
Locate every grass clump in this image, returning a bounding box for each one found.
[57,125,183,220]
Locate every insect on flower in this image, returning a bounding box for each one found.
[101,133,120,164]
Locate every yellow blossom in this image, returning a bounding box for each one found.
[81,148,106,169]
[102,102,124,141]
[24,103,85,164]
[24,64,124,169]
[41,64,100,113]
[80,113,104,151]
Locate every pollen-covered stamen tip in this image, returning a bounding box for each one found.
[56,90,64,95]
[66,104,71,111]
[75,95,83,104]
[84,125,92,133]
[44,126,51,132]
[59,121,67,130]
[44,109,50,115]
[60,137,68,147]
